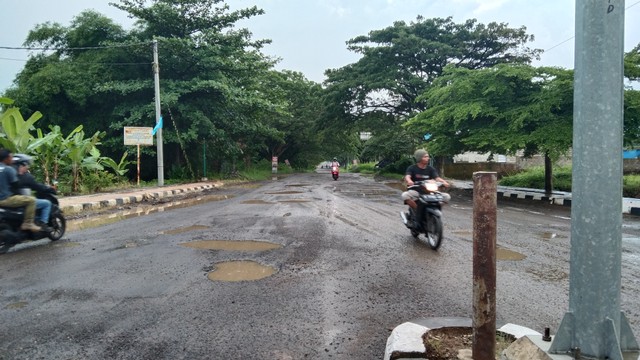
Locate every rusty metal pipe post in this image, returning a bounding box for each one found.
[472,172,497,360]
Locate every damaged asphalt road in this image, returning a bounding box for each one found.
[1,173,639,359]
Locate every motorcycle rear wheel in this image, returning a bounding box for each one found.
[425,215,443,250]
[47,213,66,241]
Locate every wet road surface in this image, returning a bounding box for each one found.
[1,172,639,359]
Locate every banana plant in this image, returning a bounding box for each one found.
[100,151,131,176]
[62,129,105,192]
[28,125,79,184]
[0,98,42,153]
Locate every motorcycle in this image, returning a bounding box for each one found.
[331,165,339,180]
[400,181,444,250]
[0,190,67,253]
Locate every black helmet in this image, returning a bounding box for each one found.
[12,153,33,167]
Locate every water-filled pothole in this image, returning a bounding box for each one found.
[539,232,567,240]
[207,261,277,282]
[163,225,210,235]
[265,191,303,195]
[67,194,232,232]
[241,199,275,205]
[181,240,282,251]
[279,199,311,203]
[497,247,527,261]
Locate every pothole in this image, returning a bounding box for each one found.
[385,181,406,192]
[539,232,567,240]
[497,247,527,261]
[207,261,277,282]
[67,194,232,232]
[265,191,303,195]
[180,240,282,251]
[5,301,28,310]
[241,200,275,205]
[163,225,210,235]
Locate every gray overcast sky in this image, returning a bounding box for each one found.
[2,0,640,93]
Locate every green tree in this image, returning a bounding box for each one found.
[322,16,541,161]
[406,64,574,192]
[5,1,303,180]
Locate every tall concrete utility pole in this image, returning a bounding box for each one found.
[549,1,638,358]
[153,39,164,186]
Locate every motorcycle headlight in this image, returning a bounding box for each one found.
[425,182,439,192]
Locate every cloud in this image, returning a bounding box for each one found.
[318,0,351,17]
[473,0,510,14]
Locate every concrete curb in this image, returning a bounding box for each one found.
[452,180,640,215]
[59,183,220,215]
[383,317,541,360]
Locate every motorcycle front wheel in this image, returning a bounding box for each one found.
[47,213,66,241]
[425,214,443,250]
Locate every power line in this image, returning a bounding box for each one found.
[0,41,151,51]
[544,0,640,53]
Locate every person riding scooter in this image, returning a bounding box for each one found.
[13,154,55,231]
[0,149,41,233]
[401,149,450,229]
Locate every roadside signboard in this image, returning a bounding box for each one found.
[124,127,153,146]
[124,127,153,186]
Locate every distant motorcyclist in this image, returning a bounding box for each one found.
[401,149,451,223]
[13,154,55,230]
[331,157,340,168]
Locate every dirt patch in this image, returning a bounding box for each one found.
[423,327,514,360]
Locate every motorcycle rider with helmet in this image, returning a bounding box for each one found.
[12,154,55,231]
[0,149,41,232]
[331,157,340,168]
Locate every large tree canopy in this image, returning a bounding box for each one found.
[321,16,541,162]
[4,0,327,179]
[324,16,541,120]
[406,64,573,160]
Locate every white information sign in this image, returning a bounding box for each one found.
[124,127,153,146]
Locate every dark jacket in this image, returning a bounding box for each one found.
[17,171,55,195]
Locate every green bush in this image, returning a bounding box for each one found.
[500,166,640,197]
[351,163,376,174]
[499,166,572,191]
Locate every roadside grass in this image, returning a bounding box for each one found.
[355,162,640,198]
[500,166,640,198]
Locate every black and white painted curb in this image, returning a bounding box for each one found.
[451,180,640,215]
[60,183,220,215]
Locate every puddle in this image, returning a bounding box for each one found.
[539,232,567,240]
[285,184,311,187]
[241,200,275,205]
[497,247,527,261]
[53,242,81,248]
[181,240,282,251]
[163,225,210,235]
[452,229,473,237]
[67,194,232,232]
[5,301,28,310]
[279,199,311,203]
[385,181,406,192]
[265,191,303,195]
[207,260,277,282]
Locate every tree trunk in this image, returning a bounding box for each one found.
[544,153,553,195]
